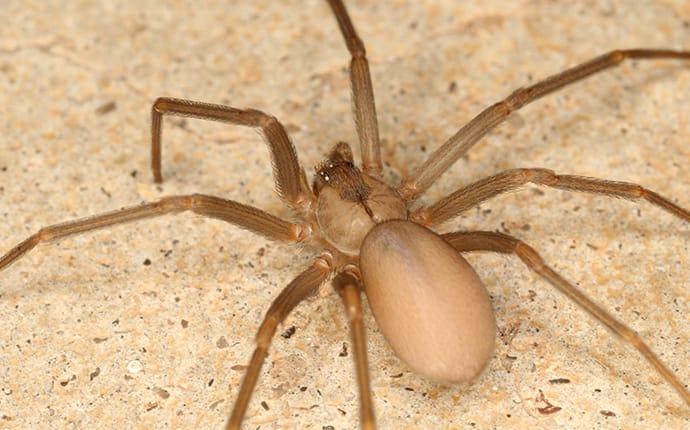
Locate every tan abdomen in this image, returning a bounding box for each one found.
[360,220,496,383]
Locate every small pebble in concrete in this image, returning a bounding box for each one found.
[216,336,229,349]
[127,359,143,374]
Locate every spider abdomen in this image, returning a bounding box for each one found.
[360,220,496,383]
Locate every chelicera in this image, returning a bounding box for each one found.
[1,1,689,428]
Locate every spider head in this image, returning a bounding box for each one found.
[313,142,407,256]
[313,141,370,201]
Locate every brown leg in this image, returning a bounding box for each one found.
[412,168,690,226]
[399,49,690,199]
[0,194,309,272]
[225,255,332,430]
[442,230,690,406]
[333,270,376,430]
[326,0,382,177]
[151,98,312,210]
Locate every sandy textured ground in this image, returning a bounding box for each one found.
[1,1,689,429]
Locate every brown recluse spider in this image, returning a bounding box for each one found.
[1,1,689,428]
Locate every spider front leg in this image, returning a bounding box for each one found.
[0,194,310,272]
[151,98,313,211]
[226,255,332,430]
[399,49,690,199]
[442,230,690,406]
[333,270,376,430]
[326,0,383,176]
[412,168,689,227]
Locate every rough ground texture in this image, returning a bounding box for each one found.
[1,1,689,429]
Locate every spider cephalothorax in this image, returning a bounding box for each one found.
[314,142,407,256]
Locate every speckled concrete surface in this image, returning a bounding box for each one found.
[1,1,689,429]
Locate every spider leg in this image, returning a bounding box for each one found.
[151,98,313,211]
[412,168,689,227]
[326,0,383,177]
[226,255,332,430]
[442,230,690,406]
[334,270,376,430]
[0,194,310,272]
[398,49,690,200]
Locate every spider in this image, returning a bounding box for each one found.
[1,1,689,429]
